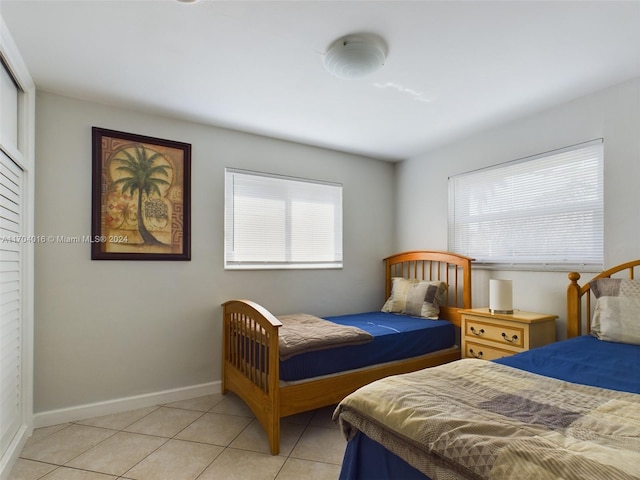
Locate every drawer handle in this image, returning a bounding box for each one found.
[468,348,484,359]
[470,326,485,336]
[502,332,518,343]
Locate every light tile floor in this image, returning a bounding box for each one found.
[10,393,346,480]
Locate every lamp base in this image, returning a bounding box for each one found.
[489,309,514,315]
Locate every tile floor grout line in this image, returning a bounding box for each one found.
[117,435,173,480]
[191,447,225,480]
[52,463,124,478]
[21,423,74,450]
[34,462,60,480]
[39,465,61,480]
[118,404,163,430]
[84,404,163,430]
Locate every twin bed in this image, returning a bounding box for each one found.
[334,259,640,479]
[221,250,473,455]
[223,253,639,479]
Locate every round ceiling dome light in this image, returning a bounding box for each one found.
[324,34,386,80]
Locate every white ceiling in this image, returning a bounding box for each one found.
[2,0,639,161]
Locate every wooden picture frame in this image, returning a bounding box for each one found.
[91,127,191,260]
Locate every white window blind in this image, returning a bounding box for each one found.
[0,151,22,455]
[448,139,603,269]
[225,168,343,269]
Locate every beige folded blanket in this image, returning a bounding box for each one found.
[277,313,373,361]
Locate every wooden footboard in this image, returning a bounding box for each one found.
[221,300,282,454]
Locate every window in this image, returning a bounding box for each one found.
[448,139,603,270]
[225,168,343,269]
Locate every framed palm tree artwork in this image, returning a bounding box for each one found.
[91,127,191,260]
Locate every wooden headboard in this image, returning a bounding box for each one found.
[384,250,474,328]
[567,259,640,338]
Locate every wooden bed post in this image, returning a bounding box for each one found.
[462,260,472,309]
[267,318,281,455]
[566,272,582,338]
[384,256,393,300]
[221,308,229,396]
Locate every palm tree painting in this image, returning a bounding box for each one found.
[92,128,191,260]
[111,144,172,246]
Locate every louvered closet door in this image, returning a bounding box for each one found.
[0,150,23,455]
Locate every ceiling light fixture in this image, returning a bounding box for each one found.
[324,34,386,80]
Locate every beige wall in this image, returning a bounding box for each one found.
[396,77,640,338]
[33,92,395,414]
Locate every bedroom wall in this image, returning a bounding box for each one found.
[395,77,640,338]
[33,91,395,419]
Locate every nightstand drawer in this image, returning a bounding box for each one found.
[464,318,524,348]
[460,308,557,360]
[464,341,515,361]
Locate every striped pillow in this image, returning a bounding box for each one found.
[590,278,640,345]
[382,277,447,319]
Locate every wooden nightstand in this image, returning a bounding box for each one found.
[461,308,557,360]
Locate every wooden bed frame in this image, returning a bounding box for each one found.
[221,250,473,454]
[567,259,640,338]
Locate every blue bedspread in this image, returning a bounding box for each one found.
[280,311,455,381]
[340,335,640,479]
[495,334,640,394]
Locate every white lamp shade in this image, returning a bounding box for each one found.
[324,35,385,79]
[489,279,513,314]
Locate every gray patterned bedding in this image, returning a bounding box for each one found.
[334,359,640,480]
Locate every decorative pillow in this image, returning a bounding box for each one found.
[381,277,447,319]
[589,278,640,345]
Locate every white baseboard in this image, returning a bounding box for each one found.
[33,381,221,429]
